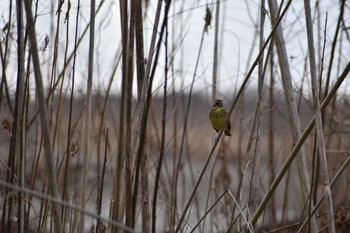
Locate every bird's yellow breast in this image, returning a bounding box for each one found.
[209,106,227,132]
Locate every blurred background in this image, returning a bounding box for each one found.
[1,0,350,232]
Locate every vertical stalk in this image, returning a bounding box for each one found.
[268,43,276,226]
[1,0,14,230]
[170,2,181,230]
[152,8,168,232]
[15,0,25,232]
[112,0,129,231]
[60,0,73,228]
[23,0,62,232]
[134,2,151,228]
[69,0,81,231]
[134,2,151,230]
[135,0,145,98]
[303,1,335,231]
[125,0,134,228]
[96,128,109,233]
[212,3,219,101]
[123,1,135,227]
[79,0,95,230]
[250,0,266,214]
[266,0,317,231]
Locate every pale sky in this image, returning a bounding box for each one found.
[1,0,349,99]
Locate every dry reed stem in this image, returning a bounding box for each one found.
[170,2,181,229]
[135,2,150,232]
[135,0,146,97]
[151,8,168,233]
[67,0,82,231]
[130,0,150,233]
[267,42,277,226]
[111,0,128,229]
[96,128,109,233]
[77,0,95,230]
[212,3,218,101]
[56,3,72,227]
[303,0,336,232]
[14,0,25,232]
[23,0,62,232]
[125,0,134,228]
[249,0,266,216]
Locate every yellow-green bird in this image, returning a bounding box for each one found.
[209,99,231,136]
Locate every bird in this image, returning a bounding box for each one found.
[209,99,231,136]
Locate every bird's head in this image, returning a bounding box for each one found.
[214,99,223,107]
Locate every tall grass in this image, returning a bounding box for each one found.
[1,1,350,233]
